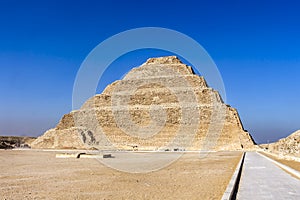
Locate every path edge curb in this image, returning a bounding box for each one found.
[221,152,245,200]
[257,151,300,179]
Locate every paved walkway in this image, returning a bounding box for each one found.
[237,152,300,200]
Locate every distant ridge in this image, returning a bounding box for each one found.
[0,136,36,149]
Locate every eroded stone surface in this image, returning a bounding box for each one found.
[262,130,300,160]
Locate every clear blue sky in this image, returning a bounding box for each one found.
[0,0,299,144]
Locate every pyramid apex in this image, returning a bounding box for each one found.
[145,56,183,65]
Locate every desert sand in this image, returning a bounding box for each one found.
[0,150,242,200]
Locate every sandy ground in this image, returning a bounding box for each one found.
[0,150,242,200]
[260,152,300,172]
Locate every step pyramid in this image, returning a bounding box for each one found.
[31,56,256,151]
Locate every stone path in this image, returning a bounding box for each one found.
[237,152,300,200]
